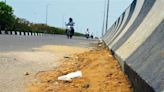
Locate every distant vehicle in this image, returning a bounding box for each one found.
[85,33,89,39]
[90,35,93,39]
[66,25,72,39]
[65,18,75,39]
[85,28,90,39]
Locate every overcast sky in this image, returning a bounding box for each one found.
[1,0,133,37]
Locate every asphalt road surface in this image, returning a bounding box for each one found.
[0,34,98,52]
[0,34,98,92]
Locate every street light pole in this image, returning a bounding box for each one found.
[46,4,49,25]
[45,4,49,34]
[105,0,110,32]
[102,0,107,37]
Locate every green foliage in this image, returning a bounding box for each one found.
[30,24,65,34]
[12,18,32,32]
[0,1,14,30]
[74,32,85,36]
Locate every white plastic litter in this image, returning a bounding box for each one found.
[58,71,82,81]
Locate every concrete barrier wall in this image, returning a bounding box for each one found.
[102,0,164,92]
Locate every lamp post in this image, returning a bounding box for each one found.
[46,4,50,25]
[44,4,49,34]
[45,4,50,34]
[102,0,107,36]
[105,0,110,32]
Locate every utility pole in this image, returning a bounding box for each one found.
[46,4,49,25]
[45,4,49,34]
[102,0,107,36]
[105,0,110,32]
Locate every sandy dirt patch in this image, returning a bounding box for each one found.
[0,45,90,92]
[26,47,132,92]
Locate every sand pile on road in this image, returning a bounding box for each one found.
[26,48,132,92]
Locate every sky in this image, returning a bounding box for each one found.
[1,0,133,37]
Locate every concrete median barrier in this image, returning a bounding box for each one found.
[102,0,164,92]
[11,31,15,35]
[20,32,24,36]
[25,32,28,36]
[16,31,20,35]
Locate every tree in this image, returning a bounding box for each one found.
[0,1,14,33]
[13,17,32,32]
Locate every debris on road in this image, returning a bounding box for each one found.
[25,72,30,76]
[82,83,90,89]
[58,71,82,81]
[64,56,71,58]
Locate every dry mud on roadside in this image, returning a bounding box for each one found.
[26,47,132,92]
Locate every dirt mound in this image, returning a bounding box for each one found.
[26,48,132,92]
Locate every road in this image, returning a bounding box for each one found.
[0,34,98,52]
[0,34,98,92]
